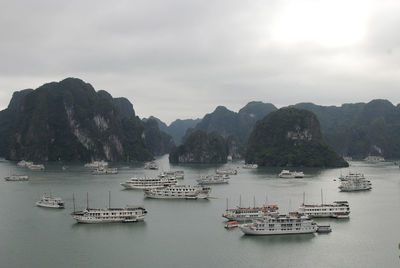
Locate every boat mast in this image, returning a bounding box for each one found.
[72,193,76,213]
[303,192,305,205]
[226,198,228,211]
[239,194,242,207]
[253,196,256,208]
[86,192,89,210]
[108,191,111,209]
[321,189,323,205]
[265,194,268,205]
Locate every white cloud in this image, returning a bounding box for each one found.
[0,0,400,124]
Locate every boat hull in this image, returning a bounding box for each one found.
[144,193,208,199]
[36,202,64,209]
[239,225,317,235]
[121,184,173,190]
[339,187,371,192]
[72,215,145,224]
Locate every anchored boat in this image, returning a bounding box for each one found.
[239,212,317,235]
[36,193,64,209]
[144,185,211,199]
[71,192,147,223]
[197,174,229,185]
[121,176,178,189]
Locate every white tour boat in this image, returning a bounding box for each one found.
[4,174,29,181]
[278,169,304,178]
[71,193,147,223]
[144,185,211,199]
[339,178,372,192]
[164,170,184,179]
[144,161,159,170]
[91,167,118,175]
[72,206,147,223]
[36,193,64,208]
[364,155,385,163]
[84,160,108,168]
[338,172,365,181]
[17,160,33,167]
[28,164,45,170]
[242,164,258,169]
[216,168,237,175]
[121,177,178,189]
[239,212,317,235]
[158,170,184,180]
[299,201,350,219]
[197,174,229,185]
[223,204,279,221]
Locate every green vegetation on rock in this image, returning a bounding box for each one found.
[294,99,400,159]
[169,130,227,163]
[190,102,277,143]
[0,78,155,162]
[142,118,175,156]
[246,107,348,167]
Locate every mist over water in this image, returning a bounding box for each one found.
[1,156,399,268]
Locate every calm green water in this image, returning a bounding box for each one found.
[1,155,400,268]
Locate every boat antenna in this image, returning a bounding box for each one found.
[108,191,111,209]
[86,192,89,210]
[73,192,76,213]
[321,188,323,205]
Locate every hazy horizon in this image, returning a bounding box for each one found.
[1,0,400,124]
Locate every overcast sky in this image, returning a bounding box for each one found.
[1,0,400,124]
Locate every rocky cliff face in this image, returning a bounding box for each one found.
[0,78,153,162]
[189,102,277,143]
[294,100,400,159]
[169,130,227,163]
[225,134,244,159]
[246,107,348,167]
[142,118,175,156]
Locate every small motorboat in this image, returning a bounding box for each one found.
[317,224,332,233]
[224,221,238,229]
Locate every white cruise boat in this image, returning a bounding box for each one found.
[216,168,237,175]
[339,178,372,192]
[242,164,258,169]
[91,167,118,175]
[278,169,304,178]
[158,170,184,180]
[84,160,108,168]
[339,172,365,181]
[223,204,279,221]
[71,193,147,223]
[197,174,229,185]
[28,164,45,170]
[17,160,33,167]
[121,177,178,189]
[144,161,158,170]
[36,194,64,208]
[239,212,317,235]
[4,174,29,181]
[164,170,184,179]
[299,201,350,219]
[364,155,385,163]
[72,206,147,223]
[144,185,211,199]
